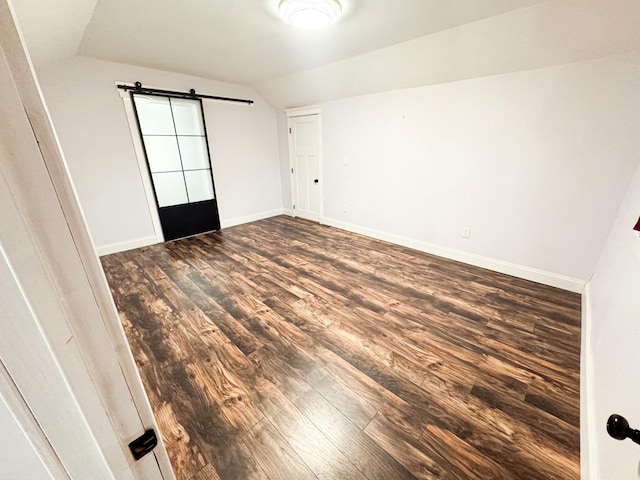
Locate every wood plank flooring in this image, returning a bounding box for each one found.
[100,216,581,480]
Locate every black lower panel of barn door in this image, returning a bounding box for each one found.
[159,199,221,241]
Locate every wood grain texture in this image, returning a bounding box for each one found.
[101,215,581,480]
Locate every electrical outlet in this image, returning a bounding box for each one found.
[343,204,348,213]
[462,227,471,239]
[343,156,349,166]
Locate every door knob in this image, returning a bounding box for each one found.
[607,414,640,445]
[314,179,319,183]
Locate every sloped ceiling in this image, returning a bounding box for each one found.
[9,0,97,67]
[76,0,545,84]
[9,0,640,109]
[259,0,640,108]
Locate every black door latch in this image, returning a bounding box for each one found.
[128,429,158,460]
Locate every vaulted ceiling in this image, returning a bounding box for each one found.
[9,0,640,108]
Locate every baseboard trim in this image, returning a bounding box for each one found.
[96,209,286,255]
[221,209,285,229]
[95,235,158,256]
[322,217,586,293]
[581,283,597,480]
[282,208,294,216]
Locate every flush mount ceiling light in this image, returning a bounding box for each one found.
[278,0,342,28]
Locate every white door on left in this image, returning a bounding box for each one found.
[0,1,174,478]
[0,382,61,480]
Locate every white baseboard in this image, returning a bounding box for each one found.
[95,235,158,256]
[322,217,586,293]
[221,208,285,229]
[581,283,597,480]
[282,208,294,216]
[96,209,285,256]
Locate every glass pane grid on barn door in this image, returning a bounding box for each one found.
[133,94,215,208]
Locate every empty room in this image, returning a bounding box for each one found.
[1,0,640,479]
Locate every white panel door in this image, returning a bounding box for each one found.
[0,1,173,478]
[0,363,64,480]
[290,114,320,222]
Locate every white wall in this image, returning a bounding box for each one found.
[284,53,640,290]
[37,56,282,253]
[585,159,640,478]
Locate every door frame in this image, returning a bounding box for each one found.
[118,84,165,244]
[285,106,323,223]
[1,1,174,478]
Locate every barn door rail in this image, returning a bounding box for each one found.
[117,81,254,105]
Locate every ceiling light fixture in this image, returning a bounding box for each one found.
[278,0,342,29]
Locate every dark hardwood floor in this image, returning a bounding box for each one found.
[101,215,581,480]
